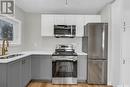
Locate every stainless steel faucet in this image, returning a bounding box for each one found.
[2,39,9,55]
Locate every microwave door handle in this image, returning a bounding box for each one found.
[71,26,72,34]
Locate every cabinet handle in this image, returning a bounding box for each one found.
[123,59,125,64]
[22,60,26,64]
[123,22,126,32]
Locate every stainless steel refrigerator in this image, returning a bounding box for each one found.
[82,23,108,84]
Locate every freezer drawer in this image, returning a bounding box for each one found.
[87,59,107,84]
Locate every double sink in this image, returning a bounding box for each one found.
[0,54,23,59]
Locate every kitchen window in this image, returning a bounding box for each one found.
[0,15,21,45]
[0,19,13,41]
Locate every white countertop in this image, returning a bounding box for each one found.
[22,51,87,55]
[0,53,31,63]
[75,51,88,55]
[0,51,87,63]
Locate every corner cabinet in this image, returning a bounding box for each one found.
[41,14,101,37]
[0,15,21,45]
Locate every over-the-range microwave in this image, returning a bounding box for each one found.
[54,25,76,38]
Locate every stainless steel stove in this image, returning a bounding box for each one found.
[52,44,78,84]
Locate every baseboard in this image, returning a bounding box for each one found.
[26,80,33,87]
[28,79,112,87]
[31,79,87,83]
[31,79,52,83]
[77,80,87,83]
[115,85,130,87]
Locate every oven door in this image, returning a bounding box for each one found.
[52,60,77,78]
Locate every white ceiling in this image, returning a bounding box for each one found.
[15,0,115,14]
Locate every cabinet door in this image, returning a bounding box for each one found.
[54,15,65,25]
[76,15,85,37]
[64,15,76,25]
[0,64,7,87]
[84,15,101,25]
[78,55,87,81]
[7,60,21,87]
[41,15,54,36]
[21,57,31,87]
[31,55,52,80]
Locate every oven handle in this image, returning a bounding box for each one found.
[52,58,77,61]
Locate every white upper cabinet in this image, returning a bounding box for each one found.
[41,14,101,37]
[84,15,101,25]
[54,15,76,25]
[54,15,65,25]
[41,15,54,36]
[64,15,77,25]
[75,15,85,37]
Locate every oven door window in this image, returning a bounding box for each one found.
[52,60,77,77]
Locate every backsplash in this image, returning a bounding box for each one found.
[24,37,82,52]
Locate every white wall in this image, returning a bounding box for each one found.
[23,13,82,52]
[111,0,123,86]
[100,0,124,86]
[8,6,25,53]
[120,0,130,87]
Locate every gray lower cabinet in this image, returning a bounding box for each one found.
[7,60,21,87]
[31,55,52,81]
[0,56,31,87]
[0,64,7,87]
[21,57,31,87]
[31,55,87,82]
[0,55,87,87]
[78,55,87,82]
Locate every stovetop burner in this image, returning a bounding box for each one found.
[52,52,78,56]
[52,44,78,56]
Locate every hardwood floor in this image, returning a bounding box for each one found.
[27,82,112,87]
